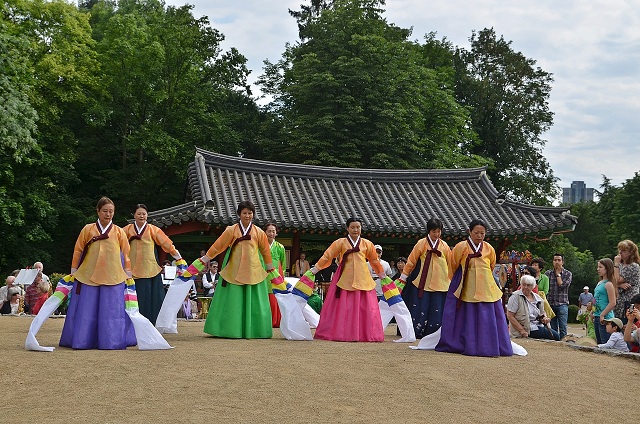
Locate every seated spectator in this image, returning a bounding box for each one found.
[507,275,559,340]
[623,294,640,352]
[31,279,50,315]
[598,317,629,352]
[0,275,24,304]
[0,287,23,314]
[316,258,337,283]
[521,266,555,320]
[25,271,44,313]
[177,290,199,319]
[202,261,219,297]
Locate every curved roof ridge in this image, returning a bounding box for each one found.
[195,147,488,182]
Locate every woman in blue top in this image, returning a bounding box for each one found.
[593,258,616,344]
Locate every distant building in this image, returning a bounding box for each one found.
[562,181,595,204]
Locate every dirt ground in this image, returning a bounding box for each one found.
[0,317,637,424]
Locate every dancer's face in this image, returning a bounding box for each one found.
[469,225,486,245]
[347,221,361,239]
[239,208,253,227]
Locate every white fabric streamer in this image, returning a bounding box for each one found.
[126,309,172,350]
[409,327,528,356]
[276,293,313,340]
[25,296,63,351]
[155,277,193,334]
[379,299,416,342]
[302,304,320,328]
[26,286,172,351]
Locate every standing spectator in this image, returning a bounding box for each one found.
[389,260,398,278]
[613,240,640,321]
[597,318,629,352]
[392,257,407,281]
[292,252,310,278]
[530,257,549,295]
[201,261,219,297]
[123,204,183,326]
[33,262,50,284]
[368,244,393,301]
[578,286,595,315]
[545,253,572,340]
[436,219,513,356]
[593,258,616,344]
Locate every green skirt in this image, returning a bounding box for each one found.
[203,279,272,338]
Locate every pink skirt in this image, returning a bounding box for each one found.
[315,280,384,342]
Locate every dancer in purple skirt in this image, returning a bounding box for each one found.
[436,219,513,357]
[60,197,136,350]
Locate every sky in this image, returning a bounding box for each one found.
[164,0,640,198]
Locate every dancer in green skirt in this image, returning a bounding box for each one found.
[187,201,275,338]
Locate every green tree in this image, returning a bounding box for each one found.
[76,0,254,214]
[1,0,98,273]
[611,171,640,242]
[454,28,557,205]
[259,0,486,169]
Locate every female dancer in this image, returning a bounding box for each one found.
[123,204,182,325]
[60,197,136,349]
[309,217,387,342]
[436,219,513,356]
[265,222,286,327]
[397,217,452,338]
[184,201,276,338]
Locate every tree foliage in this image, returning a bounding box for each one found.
[258,0,486,169]
[453,28,557,204]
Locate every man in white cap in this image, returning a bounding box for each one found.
[577,285,595,327]
[578,285,595,311]
[368,245,393,301]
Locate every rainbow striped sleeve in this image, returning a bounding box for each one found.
[124,278,139,311]
[268,269,288,294]
[395,278,406,291]
[181,258,206,279]
[292,272,315,301]
[381,277,403,306]
[52,274,74,302]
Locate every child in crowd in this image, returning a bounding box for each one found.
[597,317,629,352]
[577,301,596,340]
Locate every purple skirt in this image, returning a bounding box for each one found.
[60,281,137,350]
[436,268,512,357]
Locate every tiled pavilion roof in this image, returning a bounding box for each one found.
[147,148,577,238]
